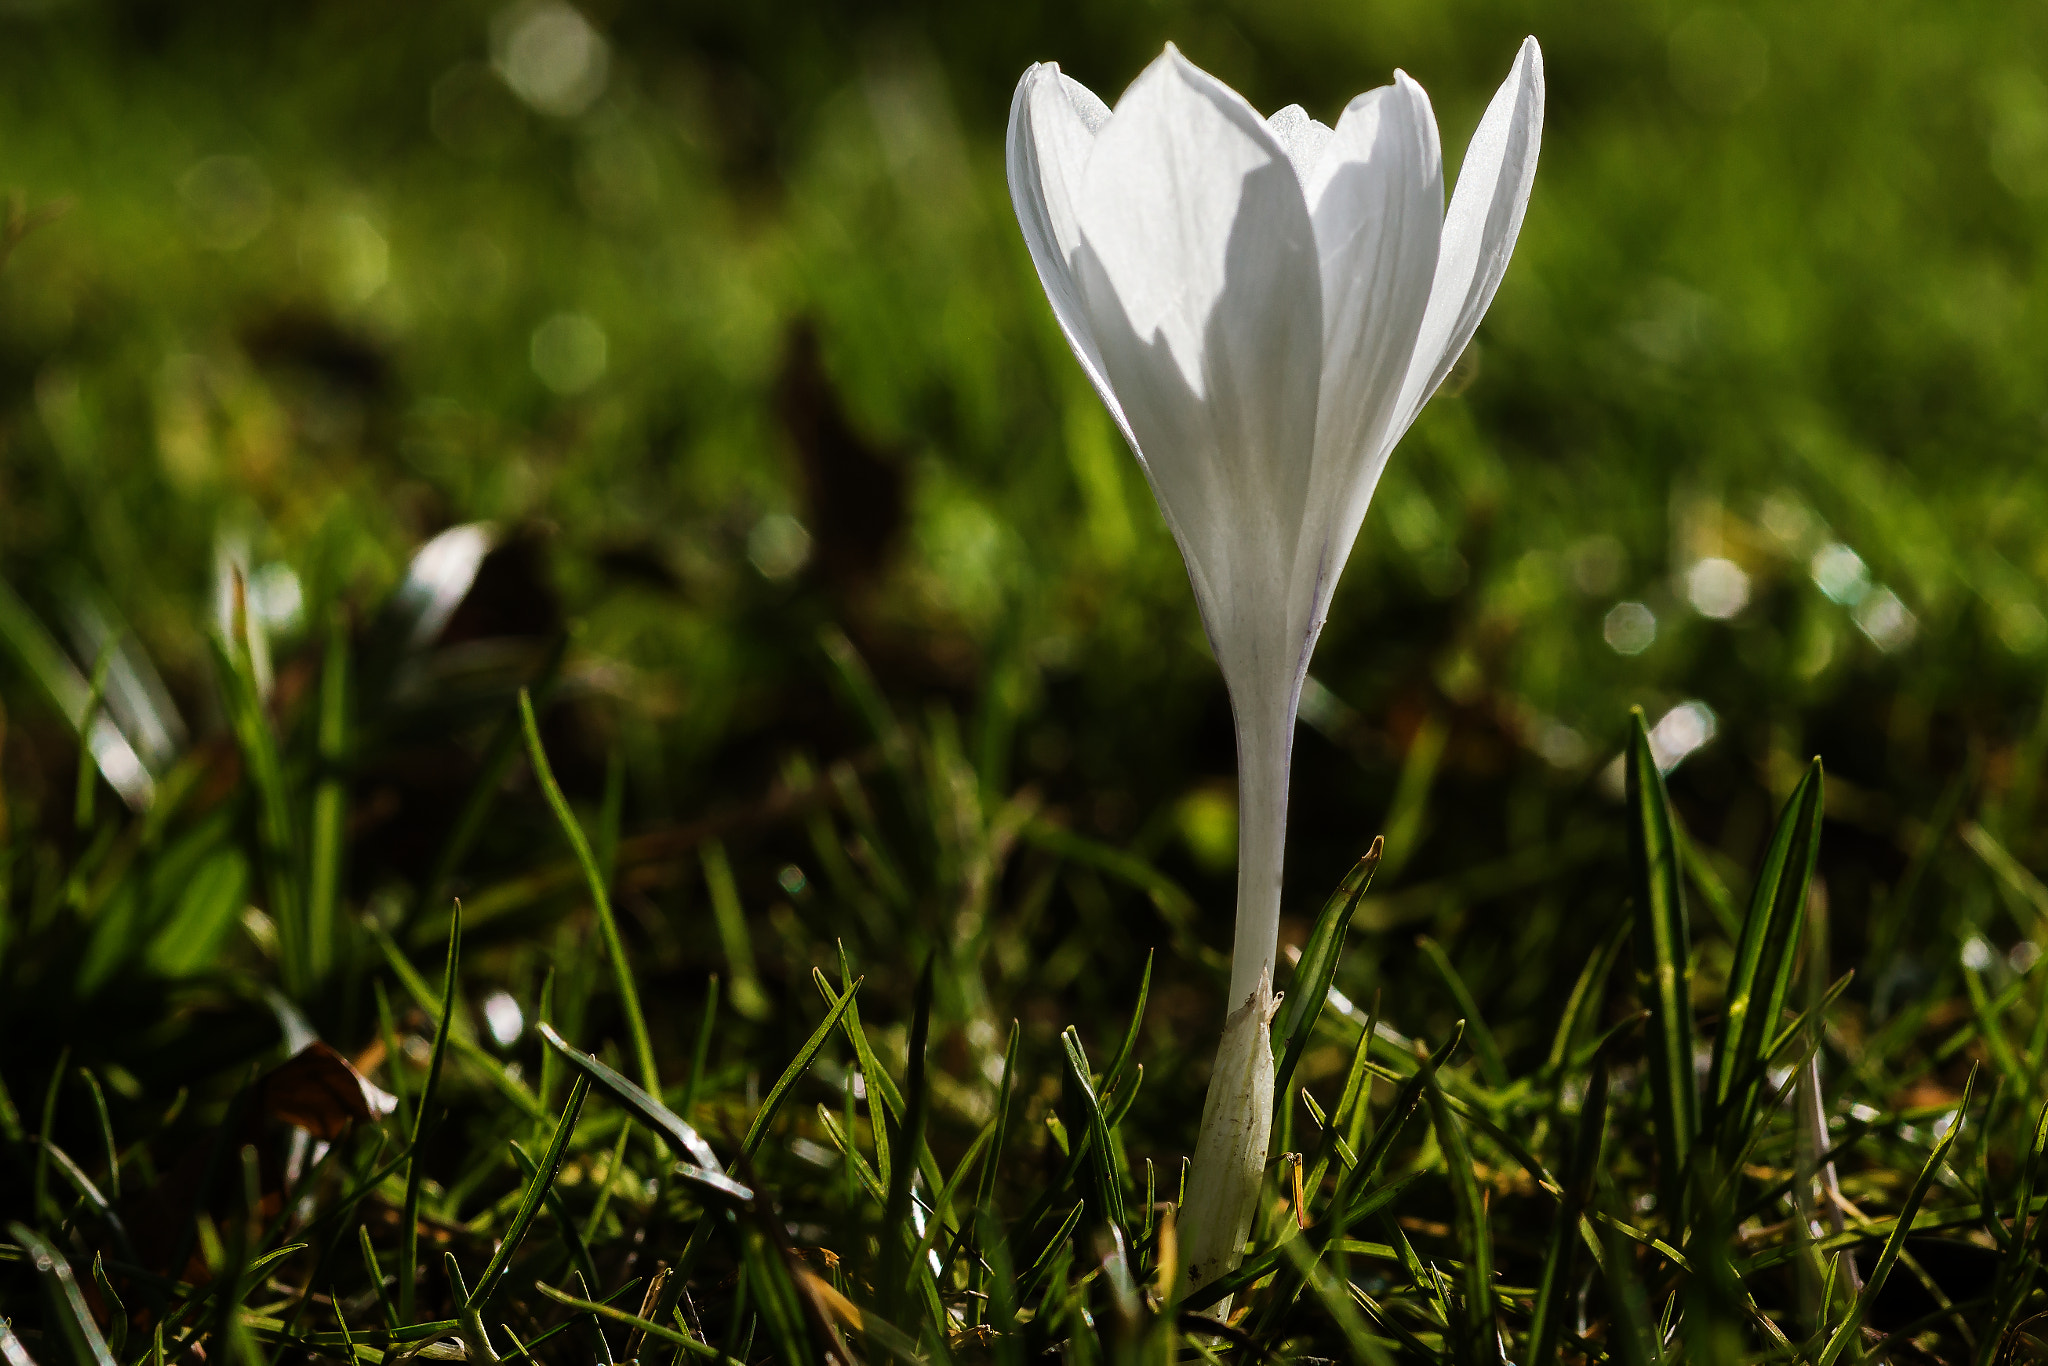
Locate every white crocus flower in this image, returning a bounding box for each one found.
[1007,40,1543,1286]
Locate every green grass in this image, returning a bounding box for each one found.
[0,599,2044,1363]
[7,0,2048,1360]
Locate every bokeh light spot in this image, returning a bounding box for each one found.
[1604,601,1657,655]
[1685,556,1750,619]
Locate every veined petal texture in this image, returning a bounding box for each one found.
[1071,47,1324,692]
[1393,35,1545,437]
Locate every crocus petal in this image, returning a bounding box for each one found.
[1296,73,1444,640]
[1070,46,1324,690]
[1266,103,1333,187]
[1391,35,1545,436]
[1005,63,1132,448]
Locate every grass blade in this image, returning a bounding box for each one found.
[8,1221,117,1366]
[518,687,659,1096]
[211,616,302,998]
[1101,950,1153,1104]
[468,1073,590,1309]
[508,1142,602,1292]
[680,974,720,1125]
[1816,1067,1977,1366]
[1625,707,1696,1227]
[305,605,348,984]
[1710,758,1821,1150]
[1060,1027,1129,1241]
[72,644,109,831]
[536,1024,745,1201]
[740,980,863,1161]
[1273,841,1382,1100]
[398,903,460,1324]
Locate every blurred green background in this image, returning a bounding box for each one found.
[4,0,2048,1099]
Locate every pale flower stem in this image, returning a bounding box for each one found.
[1228,700,1293,1009]
[1182,697,1295,1297]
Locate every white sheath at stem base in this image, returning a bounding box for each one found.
[1180,967,1282,1305]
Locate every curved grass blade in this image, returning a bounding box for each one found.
[399,904,460,1324]
[519,688,658,1096]
[740,980,862,1162]
[1625,707,1696,1226]
[535,1025,745,1200]
[816,961,891,1191]
[1815,1067,1977,1366]
[7,1222,115,1366]
[1710,758,1822,1151]
[88,1254,126,1362]
[507,1141,600,1292]
[1060,1027,1128,1240]
[468,1074,590,1309]
[1274,841,1382,1100]
[1102,949,1153,1104]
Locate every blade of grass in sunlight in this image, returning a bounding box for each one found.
[1059,1026,1129,1241]
[519,687,659,1095]
[536,1023,735,1189]
[1710,758,1822,1154]
[1273,841,1382,1100]
[1625,706,1697,1229]
[468,1074,590,1310]
[739,980,862,1161]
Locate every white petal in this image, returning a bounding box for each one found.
[1391,35,1545,434]
[1296,73,1444,630]
[1071,47,1324,690]
[1266,103,1333,187]
[1005,63,1130,444]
